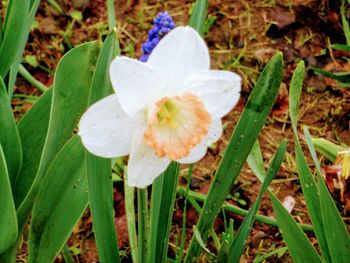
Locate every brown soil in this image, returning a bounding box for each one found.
[5,0,350,262]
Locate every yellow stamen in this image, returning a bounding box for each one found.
[335,150,350,179]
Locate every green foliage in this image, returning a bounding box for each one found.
[0,77,22,185]
[29,136,89,263]
[0,145,18,254]
[219,140,287,263]
[185,52,283,262]
[85,31,121,263]
[148,163,180,263]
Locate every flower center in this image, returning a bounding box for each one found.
[157,99,179,128]
[144,93,211,160]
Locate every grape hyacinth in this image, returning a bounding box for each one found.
[140,12,176,62]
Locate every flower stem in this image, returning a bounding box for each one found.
[177,187,314,232]
[18,64,49,93]
[137,188,148,263]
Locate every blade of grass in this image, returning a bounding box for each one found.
[0,76,22,185]
[0,145,18,253]
[107,0,116,31]
[269,193,322,263]
[85,31,120,263]
[189,0,208,35]
[341,0,350,46]
[148,162,180,263]
[304,128,350,262]
[290,61,331,262]
[184,52,283,262]
[224,140,287,263]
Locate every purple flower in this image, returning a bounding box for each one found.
[140,11,175,62]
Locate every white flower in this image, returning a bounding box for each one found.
[79,26,241,188]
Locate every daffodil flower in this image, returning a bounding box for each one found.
[79,26,241,188]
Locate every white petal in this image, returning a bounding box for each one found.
[147,26,210,83]
[109,56,168,116]
[177,119,222,164]
[183,70,241,119]
[79,94,136,158]
[127,133,171,188]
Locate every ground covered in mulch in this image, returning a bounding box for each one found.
[4,0,350,262]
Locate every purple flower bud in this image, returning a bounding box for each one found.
[140,11,175,62]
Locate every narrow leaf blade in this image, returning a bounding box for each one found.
[185,52,283,261]
[0,145,18,253]
[269,193,322,263]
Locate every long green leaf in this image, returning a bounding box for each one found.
[86,32,120,263]
[17,42,99,230]
[189,0,208,35]
[0,77,22,185]
[14,89,53,207]
[304,128,350,262]
[224,140,287,263]
[269,193,322,263]
[29,135,89,263]
[185,52,283,261]
[290,61,331,262]
[148,162,180,263]
[0,0,29,78]
[0,89,53,262]
[0,145,18,254]
[7,0,40,97]
[341,0,350,46]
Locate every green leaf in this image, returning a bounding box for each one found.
[189,0,208,35]
[311,138,345,163]
[17,42,99,231]
[246,140,266,182]
[14,89,53,207]
[269,193,322,263]
[148,162,180,263]
[341,0,350,46]
[304,128,350,263]
[2,0,40,96]
[0,145,18,254]
[331,44,350,52]
[185,52,283,262]
[85,32,120,263]
[0,0,29,78]
[0,77,22,185]
[318,177,350,262]
[309,66,350,82]
[224,140,287,263]
[29,135,89,263]
[192,226,215,257]
[290,61,331,262]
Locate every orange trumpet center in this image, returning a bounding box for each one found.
[144,93,211,160]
